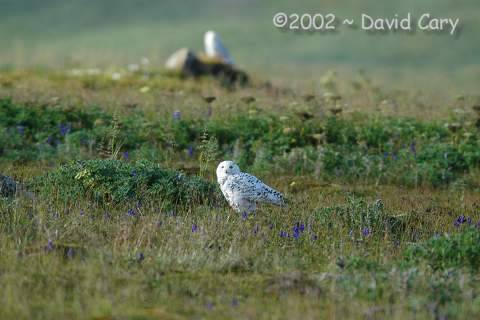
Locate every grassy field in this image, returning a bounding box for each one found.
[1,1,480,319]
[0,67,479,319]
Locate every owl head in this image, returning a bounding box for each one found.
[216,160,240,179]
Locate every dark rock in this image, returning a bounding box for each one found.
[165,48,249,86]
[0,174,17,197]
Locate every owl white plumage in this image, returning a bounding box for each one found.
[216,160,285,214]
[204,31,234,65]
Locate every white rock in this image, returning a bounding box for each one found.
[165,48,198,72]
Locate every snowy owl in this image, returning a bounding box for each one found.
[204,31,234,65]
[216,160,285,214]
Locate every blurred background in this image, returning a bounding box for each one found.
[0,0,478,90]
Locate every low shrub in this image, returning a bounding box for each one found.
[29,159,223,209]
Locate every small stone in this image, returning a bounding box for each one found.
[0,174,17,198]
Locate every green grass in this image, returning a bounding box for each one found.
[0,69,480,319]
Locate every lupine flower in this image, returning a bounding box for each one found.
[191,224,198,232]
[45,239,54,252]
[292,223,305,239]
[127,208,136,217]
[137,252,145,262]
[467,217,473,225]
[293,228,301,239]
[66,247,75,258]
[172,111,181,120]
[242,212,248,220]
[362,227,370,237]
[187,145,194,157]
[17,125,25,135]
[454,215,467,227]
[59,123,71,136]
[279,231,289,238]
[123,151,129,160]
[409,142,416,158]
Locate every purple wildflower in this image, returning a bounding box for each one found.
[137,252,145,262]
[383,152,389,159]
[131,170,137,177]
[467,217,473,225]
[187,145,194,157]
[279,230,289,238]
[410,142,416,158]
[45,239,54,252]
[292,223,305,239]
[66,247,75,258]
[17,125,25,135]
[46,135,54,145]
[242,212,248,220]
[123,151,129,160]
[311,234,318,241]
[127,208,137,217]
[191,224,198,233]
[362,227,370,237]
[172,111,181,120]
[59,122,71,136]
[80,210,85,216]
[455,215,466,225]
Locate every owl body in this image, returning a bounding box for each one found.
[216,161,285,214]
[204,31,234,65]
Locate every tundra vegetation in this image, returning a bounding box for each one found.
[0,69,479,319]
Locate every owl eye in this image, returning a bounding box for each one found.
[229,166,233,169]
[221,166,224,168]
